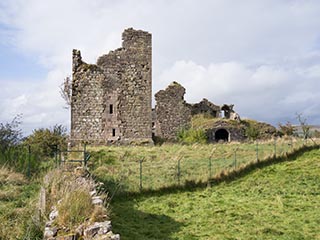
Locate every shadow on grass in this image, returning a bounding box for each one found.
[90,144,319,239]
[110,197,186,240]
[97,144,319,201]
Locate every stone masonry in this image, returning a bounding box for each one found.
[71,28,243,144]
[154,82,192,140]
[71,28,152,144]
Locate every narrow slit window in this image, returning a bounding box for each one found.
[109,104,113,114]
[112,128,116,137]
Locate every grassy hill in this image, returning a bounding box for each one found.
[110,149,320,239]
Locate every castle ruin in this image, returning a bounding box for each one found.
[71,28,152,144]
[70,28,242,144]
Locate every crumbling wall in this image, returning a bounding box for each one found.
[71,50,106,143]
[97,28,152,144]
[71,28,153,145]
[155,82,191,140]
[191,98,220,117]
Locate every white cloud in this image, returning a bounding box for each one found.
[1,0,320,134]
[155,60,320,124]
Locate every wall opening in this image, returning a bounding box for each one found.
[109,104,113,114]
[215,128,229,142]
[112,128,116,137]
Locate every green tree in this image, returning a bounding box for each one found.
[24,124,68,158]
[0,115,22,153]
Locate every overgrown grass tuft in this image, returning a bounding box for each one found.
[57,189,93,227]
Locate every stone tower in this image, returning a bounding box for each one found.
[71,28,153,144]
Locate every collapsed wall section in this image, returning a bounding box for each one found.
[71,50,106,143]
[155,82,191,140]
[191,98,221,118]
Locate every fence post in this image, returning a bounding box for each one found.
[54,145,58,168]
[208,157,212,181]
[177,159,181,186]
[234,149,237,169]
[27,145,31,178]
[274,138,277,157]
[139,159,143,192]
[83,144,86,166]
[256,141,259,162]
[59,149,62,166]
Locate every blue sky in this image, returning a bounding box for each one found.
[0,44,46,80]
[0,0,320,135]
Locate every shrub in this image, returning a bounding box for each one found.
[0,115,22,153]
[245,125,260,140]
[177,128,207,144]
[278,121,295,136]
[23,124,68,158]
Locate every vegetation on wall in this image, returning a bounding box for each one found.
[177,127,207,144]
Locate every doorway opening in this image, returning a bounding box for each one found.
[215,128,229,142]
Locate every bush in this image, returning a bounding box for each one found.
[278,121,295,136]
[23,124,68,158]
[177,128,207,144]
[0,116,31,174]
[245,125,260,140]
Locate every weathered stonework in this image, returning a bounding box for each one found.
[206,120,246,142]
[190,98,220,118]
[71,28,152,145]
[154,82,191,140]
[71,50,106,143]
[71,28,273,144]
[153,81,244,141]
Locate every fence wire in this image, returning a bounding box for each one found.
[89,138,318,195]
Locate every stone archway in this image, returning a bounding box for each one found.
[215,128,229,142]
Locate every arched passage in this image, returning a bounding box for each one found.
[215,128,229,142]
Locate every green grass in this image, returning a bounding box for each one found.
[0,167,42,240]
[110,148,320,239]
[89,138,313,194]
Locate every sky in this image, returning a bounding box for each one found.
[0,0,320,135]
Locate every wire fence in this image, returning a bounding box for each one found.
[89,137,319,195]
[0,143,90,178]
[0,145,44,178]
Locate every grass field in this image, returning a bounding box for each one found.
[88,138,314,194]
[110,148,320,239]
[0,167,42,240]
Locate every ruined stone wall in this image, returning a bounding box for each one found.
[191,98,221,118]
[71,50,106,143]
[206,120,246,142]
[97,28,152,144]
[155,82,191,140]
[71,28,152,144]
